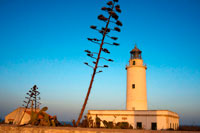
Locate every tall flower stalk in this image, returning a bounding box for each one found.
[18,85,41,125]
[76,0,122,126]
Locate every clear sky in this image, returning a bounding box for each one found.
[0,0,200,125]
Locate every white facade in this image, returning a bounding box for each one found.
[88,110,179,130]
[126,58,147,110]
[87,45,179,130]
[5,107,32,125]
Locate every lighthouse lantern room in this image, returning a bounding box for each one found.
[126,45,148,110]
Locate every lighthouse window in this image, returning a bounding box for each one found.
[132,84,135,89]
[133,61,135,65]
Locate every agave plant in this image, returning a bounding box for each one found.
[31,85,41,112]
[18,85,41,125]
[76,0,123,126]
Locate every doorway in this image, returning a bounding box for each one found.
[151,122,157,130]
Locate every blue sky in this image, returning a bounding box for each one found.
[0,0,200,125]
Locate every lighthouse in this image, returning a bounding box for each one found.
[126,45,147,110]
[87,45,179,130]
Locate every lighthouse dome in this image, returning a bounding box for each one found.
[130,45,142,59]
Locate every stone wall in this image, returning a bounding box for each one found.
[0,125,198,133]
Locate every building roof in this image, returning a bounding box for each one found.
[88,110,179,118]
[130,45,141,53]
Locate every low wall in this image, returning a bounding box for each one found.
[0,124,198,133]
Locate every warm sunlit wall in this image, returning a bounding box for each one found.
[88,110,179,130]
[126,59,147,110]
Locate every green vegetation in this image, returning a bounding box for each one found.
[79,116,93,128]
[79,115,133,129]
[115,122,133,129]
[29,107,60,126]
[95,115,101,128]
[103,120,114,128]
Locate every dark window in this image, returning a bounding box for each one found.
[151,122,157,130]
[132,84,135,89]
[133,61,135,65]
[137,122,142,129]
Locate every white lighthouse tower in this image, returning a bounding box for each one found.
[126,45,147,110]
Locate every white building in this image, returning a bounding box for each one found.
[87,45,179,130]
[5,107,50,125]
[5,107,35,125]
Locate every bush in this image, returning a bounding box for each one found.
[103,120,114,128]
[79,116,94,128]
[116,122,133,129]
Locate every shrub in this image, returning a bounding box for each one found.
[116,122,133,129]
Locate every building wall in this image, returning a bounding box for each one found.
[5,107,33,125]
[87,110,179,130]
[5,109,18,124]
[5,107,24,124]
[126,59,147,110]
[20,113,31,125]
